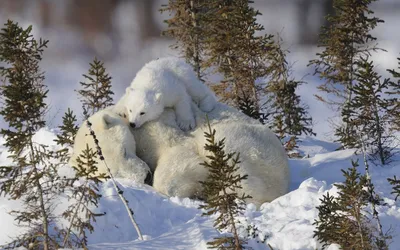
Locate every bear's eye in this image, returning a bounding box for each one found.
[140,112,145,116]
[129,109,132,113]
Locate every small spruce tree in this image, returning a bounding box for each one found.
[387,56,400,131]
[267,37,315,155]
[0,20,56,249]
[313,192,343,249]
[268,39,314,136]
[54,108,79,163]
[314,160,388,250]
[61,144,107,248]
[346,57,395,165]
[309,0,383,148]
[77,58,114,117]
[199,120,250,249]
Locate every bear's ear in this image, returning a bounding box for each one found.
[126,87,133,94]
[154,92,162,104]
[101,114,114,129]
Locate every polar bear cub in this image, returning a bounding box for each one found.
[69,107,150,183]
[116,57,217,131]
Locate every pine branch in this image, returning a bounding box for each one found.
[388,176,400,201]
[359,134,389,249]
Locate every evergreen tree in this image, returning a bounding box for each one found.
[268,39,314,137]
[61,145,107,248]
[54,108,79,163]
[345,57,395,165]
[77,58,114,117]
[314,160,388,250]
[0,20,56,249]
[267,37,315,155]
[359,135,389,249]
[313,192,343,249]
[55,108,79,147]
[237,91,269,124]
[387,56,400,131]
[202,0,275,117]
[199,120,250,249]
[161,0,206,80]
[388,175,400,201]
[309,0,383,148]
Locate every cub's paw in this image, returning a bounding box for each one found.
[199,95,217,112]
[176,116,196,131]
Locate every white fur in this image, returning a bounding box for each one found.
[115,57,217,131]
[133,103,290,207]
[69,108,150,183]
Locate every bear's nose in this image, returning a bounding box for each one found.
[130,122,136,128]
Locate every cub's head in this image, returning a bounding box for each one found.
[70,108,151,183]
[124,87,164,129]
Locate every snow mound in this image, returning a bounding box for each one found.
[0,128,400,250]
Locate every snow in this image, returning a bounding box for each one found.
[1,129,400,249]
[0,2,399,249]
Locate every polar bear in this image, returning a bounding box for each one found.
[132,102,290,207]
[115,57,217,131]
[69,108,150,183]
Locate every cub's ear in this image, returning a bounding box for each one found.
[154,92,162,104]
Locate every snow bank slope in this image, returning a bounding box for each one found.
[1,129,400,250]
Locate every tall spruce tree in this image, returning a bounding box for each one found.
[309,0,383,148]
[345,58,395,165]
[0,20,56,249]
[161,0,206,80]
[77,58,114,117]
[202,0,275,119]
[387,56,400,131]
[199,120,250,249]
[314,160,388,250]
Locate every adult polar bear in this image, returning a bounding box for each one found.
[116,57,217,131]
[132,102,290,207]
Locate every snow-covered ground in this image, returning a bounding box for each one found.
[1,129,399,250]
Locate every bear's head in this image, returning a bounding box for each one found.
[124,87,164,129]
[69,108,151,183]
